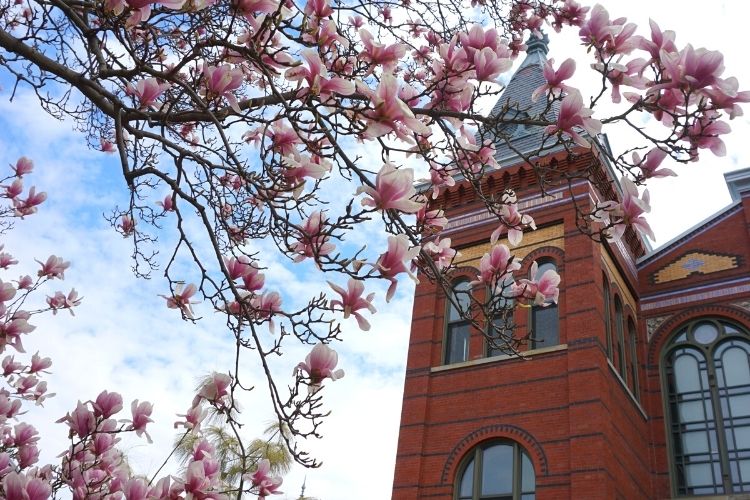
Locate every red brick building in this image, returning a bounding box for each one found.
[392,36,750,499]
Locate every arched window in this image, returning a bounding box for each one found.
[614,296,626,380]
[628,317,639,400]
[445,280,472,364]
[603,275,612,359]
[456,441,536,500]
[530,260,558,349]
[663,319,750,495]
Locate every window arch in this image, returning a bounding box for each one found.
[530,259,558,349]
[456,441,536,500]
[662,319,750,495]
[445,280,472,364]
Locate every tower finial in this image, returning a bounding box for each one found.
[525,31,549,56]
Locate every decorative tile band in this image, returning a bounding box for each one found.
[641,284,750,311]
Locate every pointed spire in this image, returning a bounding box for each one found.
[526,32,550,56]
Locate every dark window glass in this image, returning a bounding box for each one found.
[456,442,535,500]
[664,319,750,495]
[615,296,626,380]
[628,318,640,401]
[603,276,612,359]
[531,260,558,349]
[446,281,472,364]
[488,276,514,357]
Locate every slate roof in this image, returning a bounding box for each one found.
[485,33,561,165]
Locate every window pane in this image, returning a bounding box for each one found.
[481,444,513,495]
[459,457,474,498]
[449,281,472,321]
[532,305,558,347]
[694,322,719,345]
[521,451,535,493]
[446,323,470,364]
[722,346,750,387]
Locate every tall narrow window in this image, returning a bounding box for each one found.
[445,280,472,364]
[628,317,640,400]
[614,296,626,380]
[456,441,536,500]
[488,275,514,357]
[663,319,750,495]
[531,260,559,349]
[603,275,612,359]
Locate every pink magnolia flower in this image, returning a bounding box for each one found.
[281,155,331,198]
[12,157,33,177]
[127,78,170,110]
[128,400,154,442]
[121,0,185,25]
[423,237,459,271]
[156,193,174,212]
[601,177,655,241]
[99,137,117,154]
[195,372,231,408]
[416,206,448,232]
[328,279,376,331]
[57,401,96,438]
[2,472,51,500]
[472,47,512,82]
[357,163,424,213]
[532,58,576,102]
[160,283,199,318]
[428,164,456,199]
[17,275,33,290]
[0,251,17,269]
[454,134,499,173]
[265,122,301,159]
[285,49,355,100]
[92,390,123,418]
[235,0,279,17]
[578,4,619,48]
[36,255,69,280]
[13,186,46,217]
[552,0,589,31]
[375,234,420,302]
[490,199,536,246]
[291,211,336,263]
[593,58,648,103]
[660,44,725,93]
[704,77,750,119]
[632,148,675,178]
[118,215,135,237]
[0,280,16,302]
[684,112,731,158]
[471,244,521,287]
[250,291,282,332]
[174,403,207,431]
[46,289,81,315]
[513,261,561,306]
[5,178,23,199]
[357,73,431,141]
[247,459,283,497]
[294,343,344,393]
[202,64,244,112]
[242,264,265,292]
[359,28,406,73]
[303,0,331,17]
[122,478,149,500]
[544,90,602,147]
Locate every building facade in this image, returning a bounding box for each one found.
[392,37,750,499]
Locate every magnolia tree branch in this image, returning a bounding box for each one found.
[0,0,747,496]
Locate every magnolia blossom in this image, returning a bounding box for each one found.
[156,193,175,212]
[423,237,459,271]
[375,234,421,302]
[127,78,170,110]
[357,73,431,142]
[291,211,336,263]
[128,400,154,443]
[285,49,355,100]
[202,64,243,112]
[357,163,423,213]
[160,283,199,319]
[472,244,521,287]
[12,186,46,217]
[46,289,81,315]
[36,255,69,280]
[12,157,33,177]
[359,28,406,73]
[545,90,602,147]
[247,459,283,497]
[490,201,536,246]
[633,148,675,179]
[328,279,376,331]
[2,472,51,500]
[531,57,576,102]
[513,261,561,306]
[294,343,344,393]
[281,155,331,198]
[596,177,655,241]
[117,215,135,237]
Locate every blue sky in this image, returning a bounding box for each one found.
[1,1,750,499]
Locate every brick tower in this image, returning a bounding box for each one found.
[391,35,750,499]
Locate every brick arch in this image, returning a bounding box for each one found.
[647,304,750,366]
[519,245,565,276]
[440,424,548,485]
